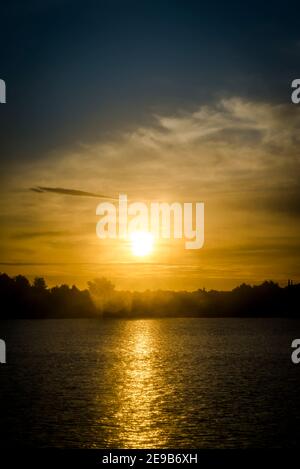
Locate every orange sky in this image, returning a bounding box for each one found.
[1,98,299,290]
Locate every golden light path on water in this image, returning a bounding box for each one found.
[112,321,168,448]
[94,320,173,448]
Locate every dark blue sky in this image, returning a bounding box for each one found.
[0,0,299,163]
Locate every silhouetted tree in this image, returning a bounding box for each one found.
[0,273,299,319]
[33,277,47,290]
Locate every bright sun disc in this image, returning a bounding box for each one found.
[130,231,154,257]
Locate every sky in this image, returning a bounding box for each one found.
[0,0,299,290]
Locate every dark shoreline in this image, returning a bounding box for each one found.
[1,273,299,319]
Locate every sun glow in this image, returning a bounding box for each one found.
[130,231,154,257]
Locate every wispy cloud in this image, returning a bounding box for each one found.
[11,230,68,240]
[16,97,298,209]
[30,186,117,200]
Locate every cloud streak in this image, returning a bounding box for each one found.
[30,186,117,200]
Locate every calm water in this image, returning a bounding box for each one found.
[0,318,300,448]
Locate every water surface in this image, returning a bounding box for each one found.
[0,318,299,447]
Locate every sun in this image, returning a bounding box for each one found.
[130,231,154,257]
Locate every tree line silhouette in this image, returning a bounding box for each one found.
[0,273,299,319]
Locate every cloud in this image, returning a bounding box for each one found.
[9,98,295,198]
[11,230,68,240]
[30,186,117,199]
[6,97,299,218]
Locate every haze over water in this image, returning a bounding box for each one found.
[1,318,299,448]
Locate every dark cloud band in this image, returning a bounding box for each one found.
[30,186,117,200]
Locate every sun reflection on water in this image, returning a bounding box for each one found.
[113,321,168,448]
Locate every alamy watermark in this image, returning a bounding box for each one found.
[0,339,6,364]
[0,79,6,362]
[0,79,6,103]
[291,79,300,104]
[291,339,300,364]
[96,194,204,249]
